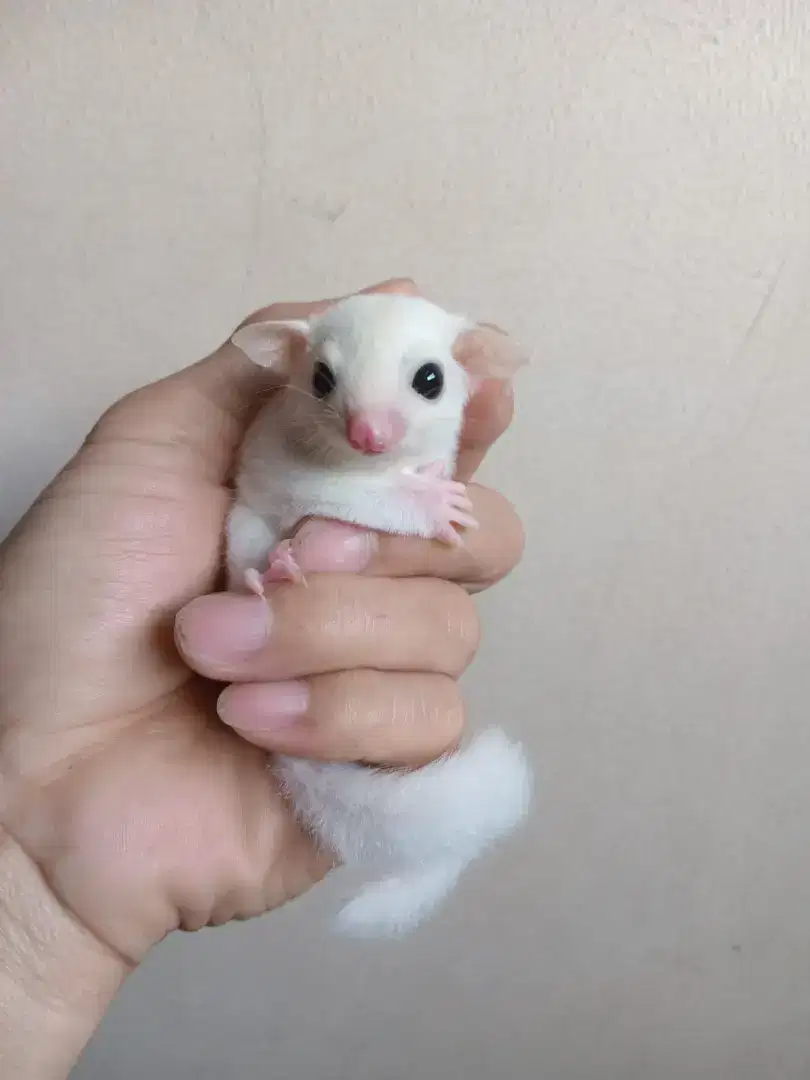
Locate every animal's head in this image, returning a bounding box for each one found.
[231,293,525,463]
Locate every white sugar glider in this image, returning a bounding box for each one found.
[227,292,532,938]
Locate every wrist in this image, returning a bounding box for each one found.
[0,831,130,1080]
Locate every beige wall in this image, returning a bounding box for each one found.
[4,2,810,1077]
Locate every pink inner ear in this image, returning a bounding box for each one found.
[452,324,528,383]
[230,318,309,374]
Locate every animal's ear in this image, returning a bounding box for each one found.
[452,320,528,389]
[230,318,311,372]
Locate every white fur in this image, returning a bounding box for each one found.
[228,293,532,937]
[228,295,476,585]
[276,727,532,938]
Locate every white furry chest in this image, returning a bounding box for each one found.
[236,406,459,541]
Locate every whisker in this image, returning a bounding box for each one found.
[284,385,319,406]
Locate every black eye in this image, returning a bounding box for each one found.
[411,361,444,400]
[312,360,337,399]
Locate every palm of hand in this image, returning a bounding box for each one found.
[0,360,326,963]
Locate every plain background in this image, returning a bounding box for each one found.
[4,3,810,1078]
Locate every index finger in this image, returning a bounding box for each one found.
[455,377,515,482]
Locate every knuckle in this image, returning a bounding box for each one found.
[84,389,141,443]
[331,669,386,747]
[433,678,466,752]
[441,584,481,672]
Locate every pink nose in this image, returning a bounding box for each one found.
[346,408,406,454]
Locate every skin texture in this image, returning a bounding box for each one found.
[0,279,523,1078]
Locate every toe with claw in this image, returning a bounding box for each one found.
[402,461,479,545]
[264,539,307,585]
[243,540,306,597]
[244,567,267,598]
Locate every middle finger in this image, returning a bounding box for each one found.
[175,576,479,684]
[217,670,465,765]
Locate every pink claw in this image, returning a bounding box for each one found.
[402,461,479,545]
[243,540,307,596]
[264,540,307,586]
[244,568,266,597]
[436,523,465,547]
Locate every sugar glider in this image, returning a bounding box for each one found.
[227,292,532,938]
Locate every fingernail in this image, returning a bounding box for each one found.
[292,520,377,573]
[217,682,310,731]
[175,594,271,661]
[362,277,418,294]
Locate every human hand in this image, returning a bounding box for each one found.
[0,278,523,1074]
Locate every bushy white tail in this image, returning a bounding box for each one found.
[275,726,533,938]
[336,860,465,938]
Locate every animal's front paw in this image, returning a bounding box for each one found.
[401,462,478,545]
[264,540,306,585]
[244,541,306,596]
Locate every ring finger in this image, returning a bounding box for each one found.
[217,670,464,765]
